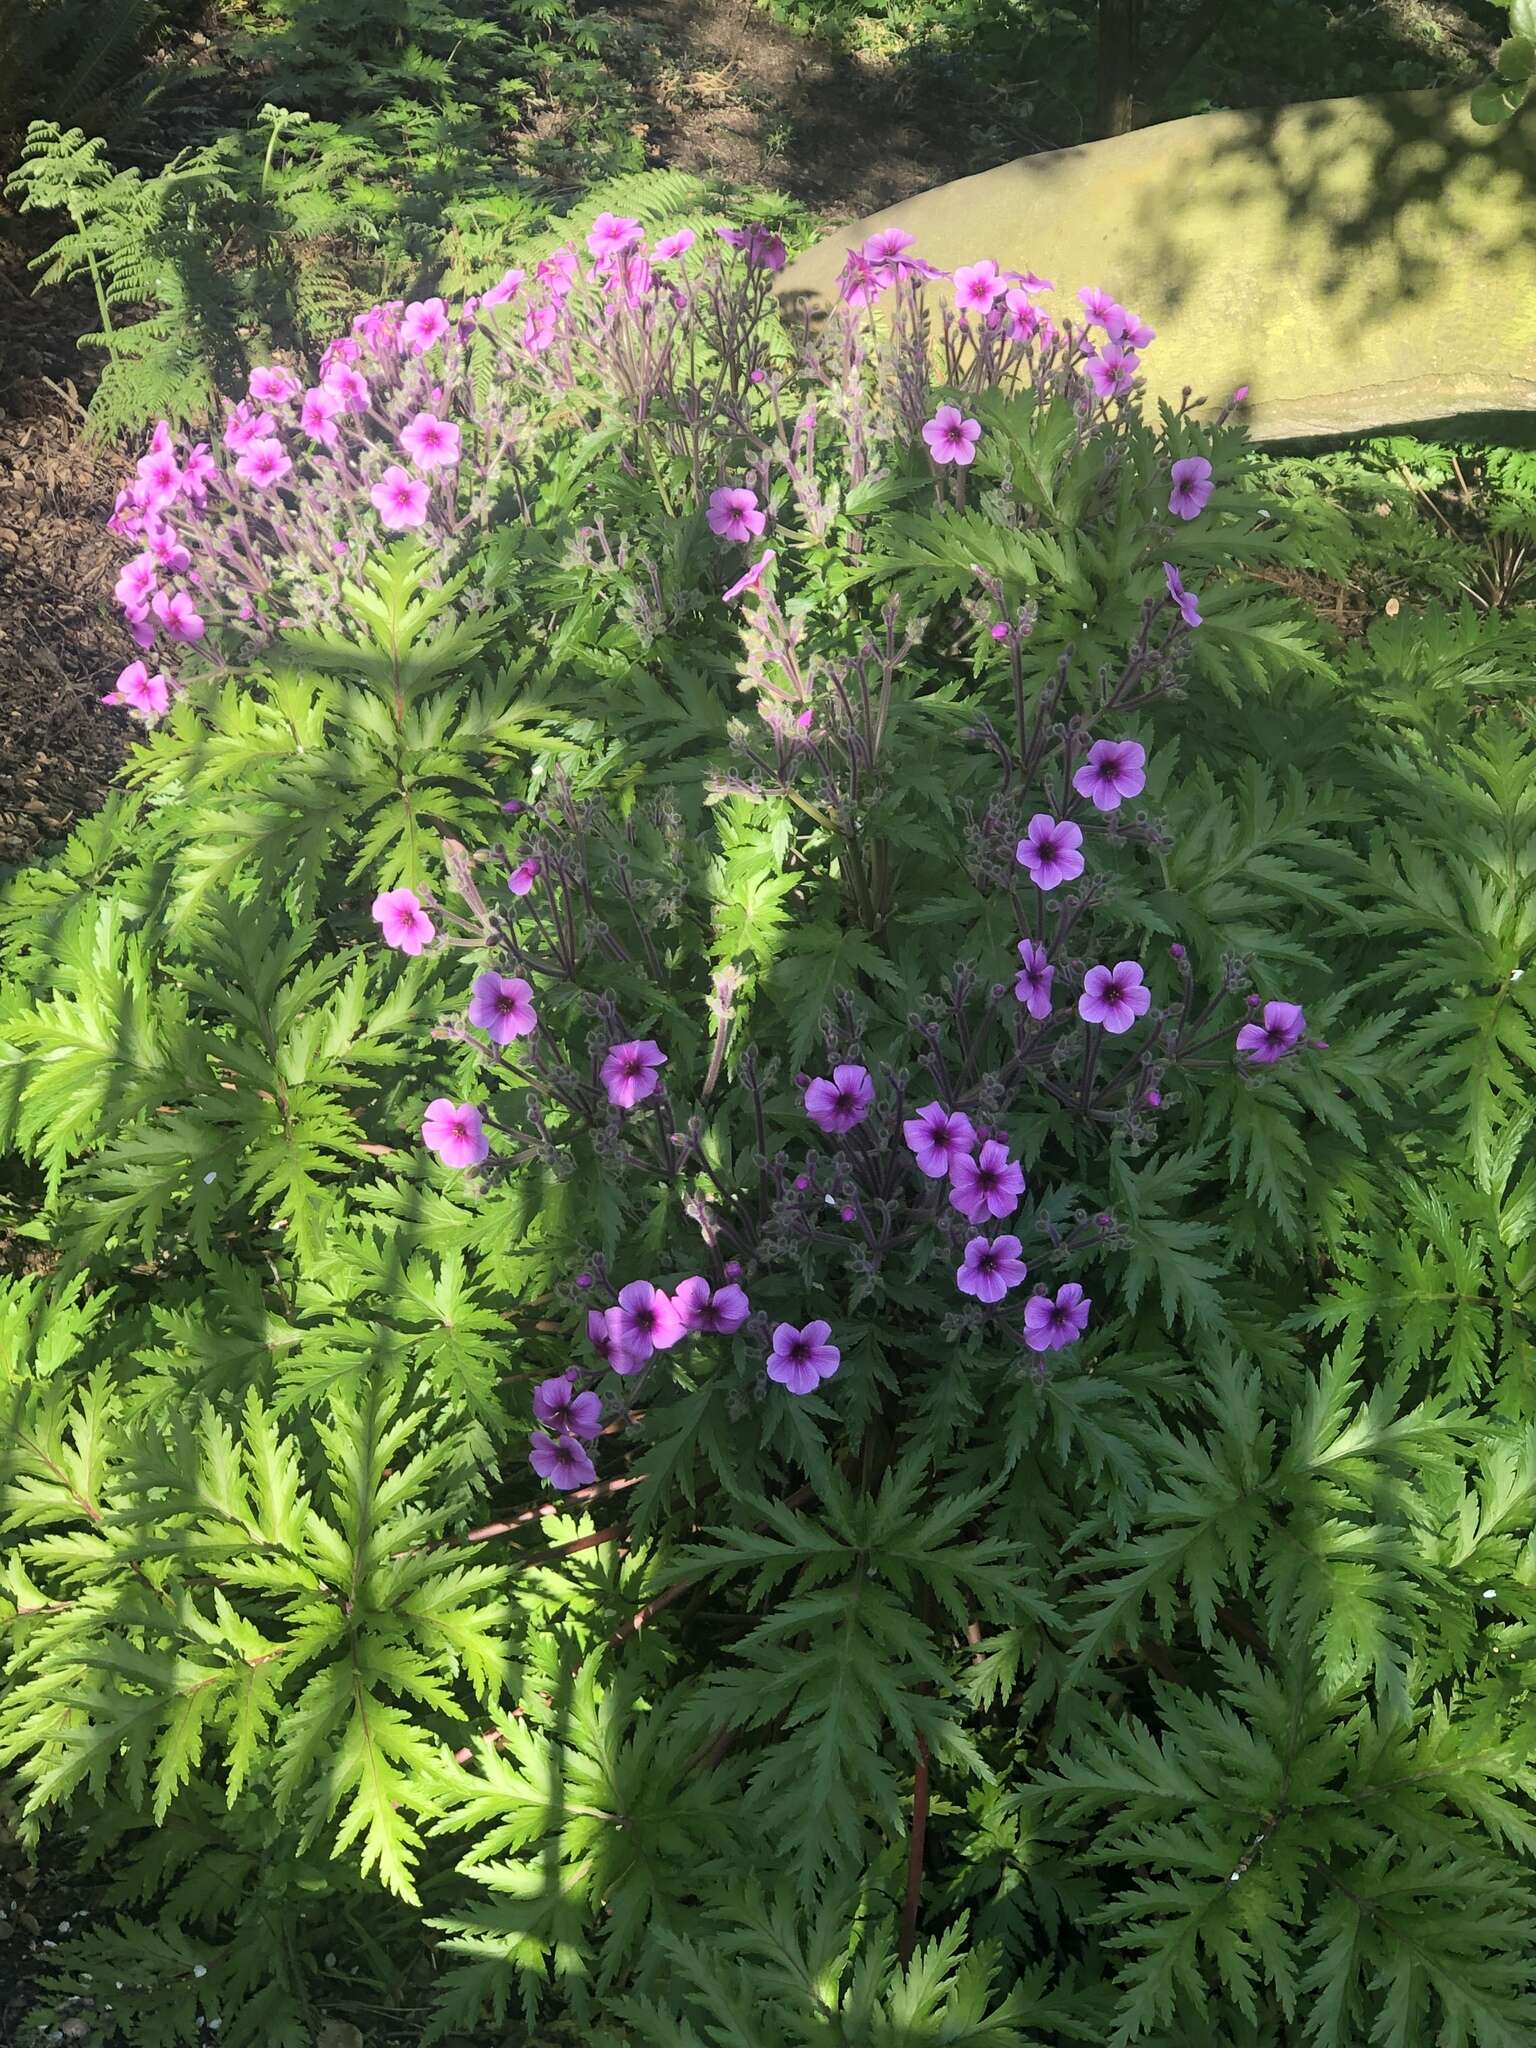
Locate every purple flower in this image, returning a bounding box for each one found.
[766,1321,840,1394]
[956,1234,1027,1304]
[804,1064,874,1135]
[610,1281,684,1369]
[922,403,982,467]
[400,297,450,354]
[151,589,206,642]
[372,887,435,953]
[949,1140,1025,1223]
[723,549,775,603]
[601,1039,667,1109]
[1014,939,1054,1020]
[586,1309,617,1364]
[422,1099,489,1169]
[467,971,537,1043]
[1072,739,1146,813]
[235,438,293,490]
[717,224,787,271]
[532,1375,603,1439]
[1169,456,1214,520]
[707,485,767,544]
[654,229,696,261]
[528,1430,596,1490]
[507,856,541,897]
[1084,343,1139,399]
[586,211,644,260]
[902,1102,976,1178]
[371,465,430,530]
[954,259,1007,317]
[101,660,171,721]
[1078,962,1152,1035]
[1163,561,1203,629]
[300,385,343,445]
[1023,1283,1092,1352]
[673,1277,751,1335]
[1015,815,1084,892]
[248,365,301,405]
[1236,1000,1307,1064]
[399,412,461,470]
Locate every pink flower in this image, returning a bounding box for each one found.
[766,1320,840,1394]
[151,590,205,642]
[399,413,461,470]
[611,1280,685,1367]
[902,1102,976,1179]
[400,297,451,354]
[370,465,430,530]
[222,405,278,454]
[1163,561,1203,629]
[956,1234,1027,1304]
[532,1376,603,1438]
[601,1038,667,1109]
[1169,456,1214,520]
[1078,961,1151,1034]
[481,266,525,308]
[717,224,786,271]
[723,549,775,603]
[528,1430,596,1489]
[1015,815,1084,891]
[654,229,696,261]
[301,385,344,445]
[1106,306,1156,349]
[1236,1000,1307,1064]
[586,1309,618,1365]
[468,971,537,1043]
[1072,739,1146,812]
[536,246,579,294]
[673,1277,751,1335]
[101,660,171,720]
[523,304,558,354]
[1077,286,1120,328]
[863,225,917,265]
[135,447,182,509]
[235,438,292,489]
[1084,343,1139,399]
[422,1099,490,1169]
[372,887,435,953]
[181,444,218,503]
[507,857,541,896]
[248,365,301,405]
[586,211,643,260]
[1014,939,1054,1020]
[707,485,767,544]
[114,553,158,619]
[804,1064,874,1135]
[324,366,370,413]
[954,258,1006,316]
[1023,1283,1091,1351]
[949,1140,1025,1223]
[922,404,982,467]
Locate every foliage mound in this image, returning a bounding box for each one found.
[2,217,1536,2048]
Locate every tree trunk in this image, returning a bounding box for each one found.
[1096,0,1140,137]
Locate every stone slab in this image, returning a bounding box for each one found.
[777,89,1536,445]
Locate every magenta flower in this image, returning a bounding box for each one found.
[723,549,775,603]
[222,405,276,453]
[101,660,171,720]
[1169,456,1214,520]
[586,211,643,260]
[181,444,217,502]
[902,1102,976,1179]
[956,1234,1027,1304]
[1163,561,1203,629]
[1104,305,1156,349]
[954,258,1006,317]
[1014,939,1054,1020]
[400,297,450,354]
[707,485,767,544]
[528,1429,596,1490]
[1079,962,1151,1035]
[766,1320,840,1394]
[468,971,537,1043]
[371,465,431,531]
[399,413,461,470]
[717,224,787,270]
[1072,739,1147,812]
[532,1375,603,1439]
[372,887,435,953]
[612,1280,685,1367]
[481,265,526,307]
[422,1099,490,1169]
[601,1039,667,1109]
[300,385,343,446]
[150,590,205,642]
[135,447,182,508]
[1084,343,1139,399]
[949,1140,1025,1223]
[654,229,696,261]
[673,1277,751,1335]
[805,1064,874,1135]
[249,365,301,405]
[235,438,292,490]
[522,304,558,354]
[863,225,917,264]
[1023,1283,1092,1352]
[1077,286,1120,328]
[324,366,370,413]
[507,857,541,897]
[114,555,157,617]
[922,404,982,467]
[1237,1000,1307,1064]
[1015,815,1084,891]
